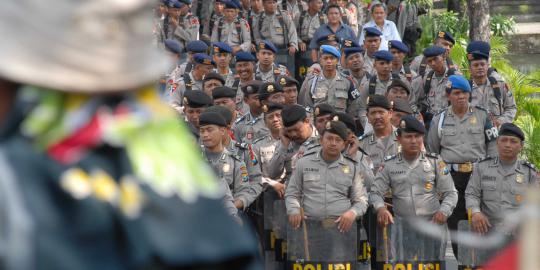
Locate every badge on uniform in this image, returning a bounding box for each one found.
[223,163,230,173]
[247,130,253,140]
[267,84,274,93]
[119,176,145,219]
[60,168,93,200]
[516,174,524,183]
[423,161,431,172]
[470,116,477,125]
[91,170,119,204]
[280,77,286,86]
[424,182,433,191]
[342,165,350,174]
[438,161,449,175]
[515,194,523,203]
[240,165,249,182]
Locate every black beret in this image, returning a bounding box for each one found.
[387,79,411,95]
[499,123,524,141]
[367,94,392,110]
[466,41,491,61]
[183,90,213,108]
[281,105,307,127]
[258,82,283,101]
[436,31,455,45]
[241,80,262,96]
[324,120,349,141]
[199,112,227,127]
[277,75,299,88]
[212,86,236,99]
[398,115,426,134]
[392,98,413,114]
[314,103,336,118]
[206,105,233,125]
[332,113,356,134]
[262,102,284,114]
[203,72,225,85]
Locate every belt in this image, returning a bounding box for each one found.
[448,162,473,173]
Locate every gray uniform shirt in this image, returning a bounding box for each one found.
[427,105,499,163]
[226,140,264,208]
[211,18,252,52]
[299,73,361,116]
[285,152,368,218]
[169,72,204,113]
[416,67,457,115]
[255,63,289,83]
[470,78,517,124]
[358,127,401,175]
[298,12,326,42]
[465,157,538,227]
[233,112,269,143]
[253,11,298,49]
[253,135,285,185]
[370,152,458,218]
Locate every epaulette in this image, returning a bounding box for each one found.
[384,155,397,162]
[474,105,487,112]
[358,147,368,156]
[433,108,448,117]
[228,152,243,162]
[425,152,439,159]
[340,69,351,77]
[235,114,247,124]
[523,160,537,172]
[251,135,267,145]
[358,133,371,141]
[306,143,320,151]
[478,156,493,163]
[273,68,282,75]
[235,142,249,150]
[344,155,358,164]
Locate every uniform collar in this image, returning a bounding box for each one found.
[314,150,345,167]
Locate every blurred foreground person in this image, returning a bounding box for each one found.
[0,0,260,269]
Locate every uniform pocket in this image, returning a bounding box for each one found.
[334,90,348,110]
[481,180,498,201]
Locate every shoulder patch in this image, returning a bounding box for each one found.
[384,155,397,162]
[523,160,537,172]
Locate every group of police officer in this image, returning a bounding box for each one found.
[157,0,538,268]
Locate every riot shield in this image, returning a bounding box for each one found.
[286,218,358,270]
[273,199,288,266]
[457,220,499,270]
[374,217,447,270]
[356,220,371,270]
[263,190,280,269]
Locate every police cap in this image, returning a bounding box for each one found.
[324,120,348,141]
[257,40,278,54]
[314,103,335,118]
[168,0,184,8]
[373,50,394,62]
[223,0,240,9]
[258,82,283,100]
[499,123,524,141]
[192,53,215,66]
[206,105,233,125]
[203,72,225,85]
[387,79,411,95]
[241,80,262,96]
[398,115,426,134]
[436,31,455,45]
[319,45,341,59]
[367,94,392,110]
[423,45,446,58]
[199,112,227,127]
[364,27,382,37]
[392,98,413,114]
[186,40,208,53]
[277,75,299,88]
[212,42,233,54]
[184,90,213,108]
[341,39,360,48]
[344,47,364,59]
[447,75,471,93]
[332,113,357,134]
[164,39,182,54]
[316,34,339,45]
[212,86,236,99]
[388,40,409,53]
[262,102,284,114]
[281,105,307,127]
[235,51,256,62]
[466,41,490,61]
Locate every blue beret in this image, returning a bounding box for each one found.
[186,40,208,53]
[319,45,341,59]
[466,41,490,60]
[341,39,360,48]
[388,40,409,53]
[364,27,382,37]
[316,34,339,45]
[398,115,426,134]
[235,51,256,62]
[447,75,471,93]
[423,45,445,57]
[164,39,182,54]
[223,0,240,9]
[168,0,184,8]
[212,42,233,54]
[179,0,192,5]
[436,31,455,45]
[344,47,364,58]
[499,123,524,141]
[257,40,278,54]
[192,53,215,66]
[161,0,170,5]
[373,50,393,61]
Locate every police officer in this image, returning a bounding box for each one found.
[163,39,183,99]
[297,0,326,76]
[313,103,337,135]
[386,0,422,56]
[231,52,260,116]
[465,123,538,234]
[255,40,290,82]
[343,47,369,89]
[358,95,400,175]
[202,0,225,35]
[361,27,383,75]
[389,40,416,86]
[410,31,458,77]
[233,81,268,143]
[167,0,200,48]
[211,0,252,53]
[199,112,246,217]
[202,71,226,97]
[286,120,368,232]
[279,0,308,27]
[259,81,286,106]
[467,41,517,127]
[390,98,416,128]
[170,53,215,112]
[426,75,499,255]
[277,75,300,105]
[176,40,209,75]
[212,42,236,87]
[299,45,361,116]
[212,86,241,122]
[415,45,458,128]
[254,0,298,73]
[183,90,213,139]
[267,104,319,182]
[371,116,458,256]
